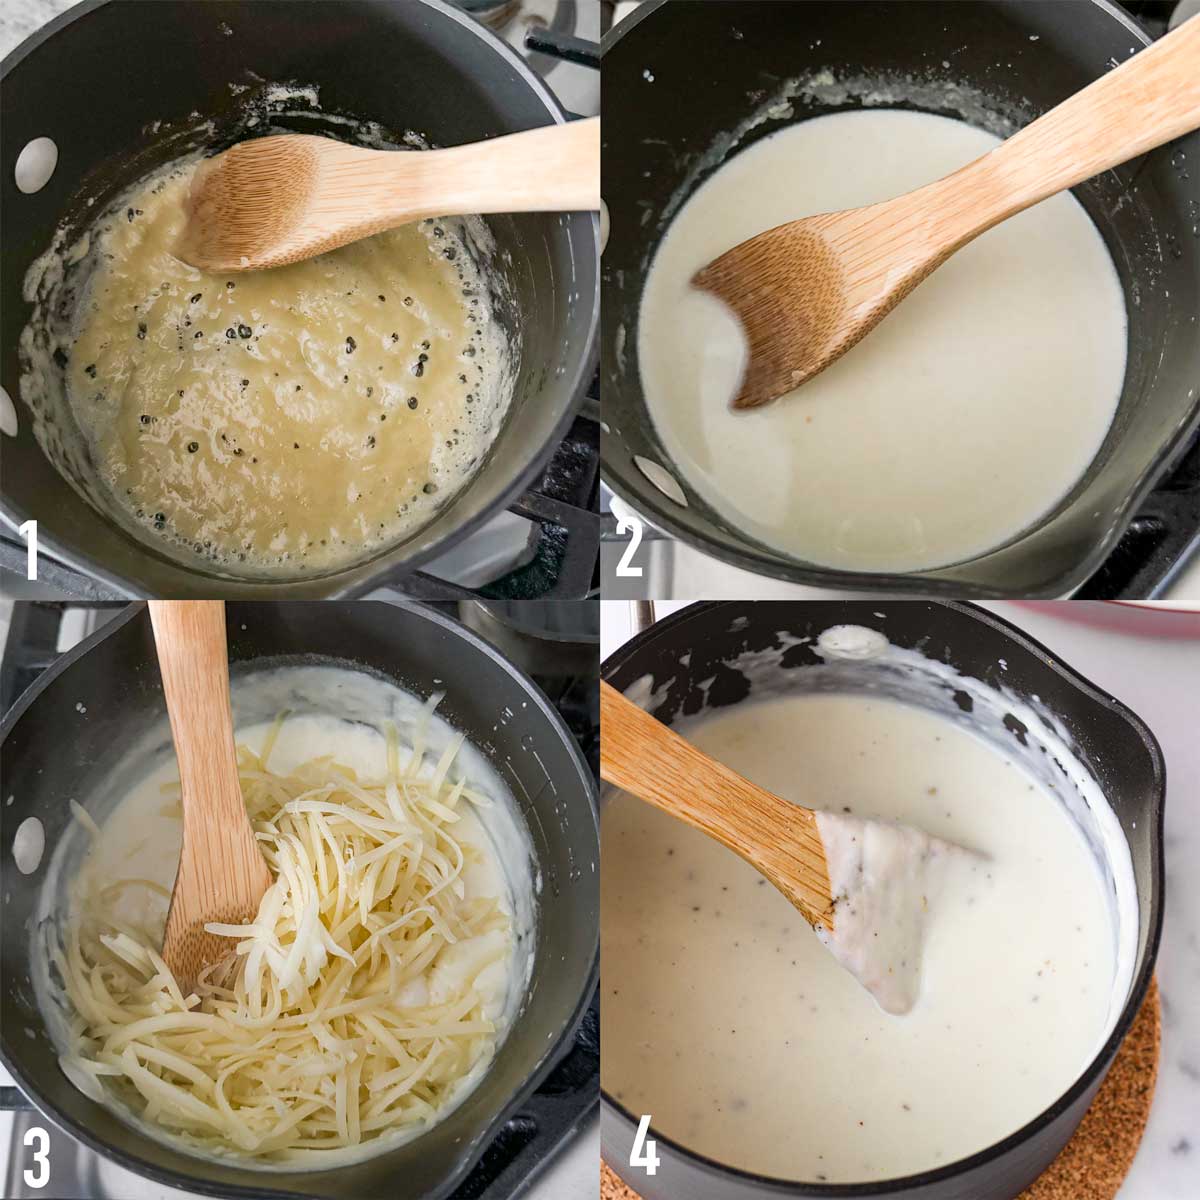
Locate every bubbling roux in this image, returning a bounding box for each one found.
[20,156,513,577]
[602,691,1119,1183]
[638,108,1127,572]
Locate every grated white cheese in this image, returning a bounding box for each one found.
[58,708,511,1163]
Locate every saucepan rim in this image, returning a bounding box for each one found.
[598,598,1165,1197]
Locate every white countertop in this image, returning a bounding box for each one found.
[601,599,1200,1198]
[0,0,74,59]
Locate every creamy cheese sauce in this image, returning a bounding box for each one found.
[21,156,513,578]
[812,808,973,1016]
[602,690,1119,1182]
[637,108,1127,572]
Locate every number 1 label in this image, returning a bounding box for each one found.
[18,519,38,580]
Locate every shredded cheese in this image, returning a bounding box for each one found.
[58,710,511,1163]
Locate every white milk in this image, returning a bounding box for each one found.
[638,109,1127,572]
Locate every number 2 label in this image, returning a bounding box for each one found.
[630,1114,660,1176]
[615,514,644,578]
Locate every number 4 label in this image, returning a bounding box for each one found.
[18,519,38,580]
[630,1114,660,1176]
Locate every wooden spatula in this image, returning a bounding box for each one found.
[694,14,1200,409]
[600,679,837,932]
[148,601,271,993]
[177,117,601,272]
[601,679,983,1014]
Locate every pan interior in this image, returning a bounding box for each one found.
[32,660,538,1169]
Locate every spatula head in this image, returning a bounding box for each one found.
[691,210,945,410]
[161,821,272,995]
[176,135,329,272]
[812,811,984,1015]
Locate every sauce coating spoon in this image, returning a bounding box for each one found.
[600,679,973,1014]
[177,117,600,272]
[149,601,271,994]
[693,14,1200,409]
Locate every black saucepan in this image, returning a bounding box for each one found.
[0,600,599,1199]
[601,0,1200,597]
[600,600,1164,1200]
[1,0,598,598]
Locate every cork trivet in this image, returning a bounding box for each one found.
[600,978,1160,1200]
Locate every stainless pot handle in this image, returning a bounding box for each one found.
[633,601,655,634]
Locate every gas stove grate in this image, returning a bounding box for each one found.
[1076,430,1200,598]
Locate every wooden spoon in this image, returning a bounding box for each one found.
[600,679,836,932]
[177,117,601,272]
[693,14,1200,410]
[149,601,271,993]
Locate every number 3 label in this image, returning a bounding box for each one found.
[630,1114,660,1176]
[24,1126,50,1189]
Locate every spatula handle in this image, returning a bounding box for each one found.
[600,681,830,919]
[416,116,600,216]
[962,14,1200,229]
[147,601,244,828]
